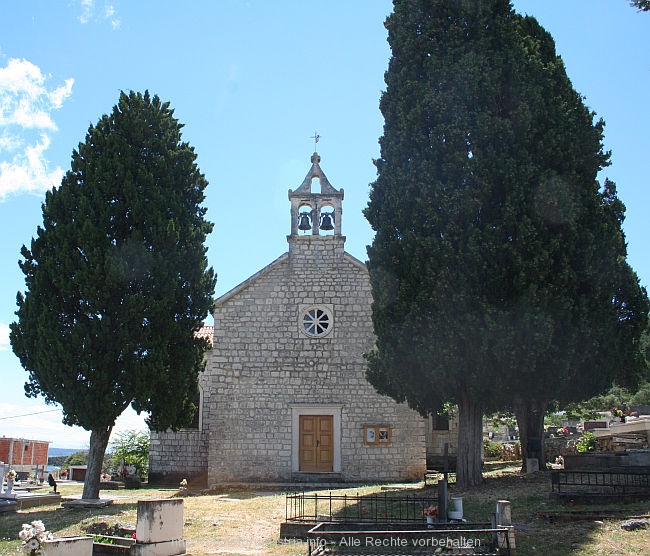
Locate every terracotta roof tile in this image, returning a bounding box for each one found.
[196,326,214,347]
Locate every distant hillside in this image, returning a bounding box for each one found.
[48,448,86,457]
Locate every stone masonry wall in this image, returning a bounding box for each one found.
[148,430,208,487]
[202,236,426,485]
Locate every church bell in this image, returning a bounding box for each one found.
[320,213,334,231]
[298,213,312,231]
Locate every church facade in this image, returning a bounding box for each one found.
[148,153,427,486]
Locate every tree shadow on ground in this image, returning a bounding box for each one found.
[0,501,138,542]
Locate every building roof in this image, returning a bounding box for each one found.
[196,326,214,347]
[0,436,50,444]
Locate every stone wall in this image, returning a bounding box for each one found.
[199,236,426,485]
[544,436,579,463]
[148,430,208,487]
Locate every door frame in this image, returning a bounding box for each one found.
[290,404,342,473]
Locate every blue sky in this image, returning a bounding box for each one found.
[0,1,648,449]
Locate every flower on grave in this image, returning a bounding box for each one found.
[7,469,16,480]
[424,505,438,517]
[18,520,52,555]
[180,478,187,488]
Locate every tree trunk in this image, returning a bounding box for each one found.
[513,398,548,473]
[81,426,113,500]
[455,388,484,488]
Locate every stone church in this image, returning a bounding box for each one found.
[148,153,427,486]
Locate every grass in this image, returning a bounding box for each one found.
[0,463,649,555]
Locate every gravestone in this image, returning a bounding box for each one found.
[132,498,186,555]
[2,468,16,500]
[0,462,18,512]
[495,500,516,552]
[526,458,540,473]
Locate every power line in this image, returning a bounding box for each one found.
[0,409,60,420]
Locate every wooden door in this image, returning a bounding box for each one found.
[299,415,333,472]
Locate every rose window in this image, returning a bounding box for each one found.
[301,306,333,337]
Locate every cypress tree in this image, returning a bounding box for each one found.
[10,91,216,500]
[365,0,648,486]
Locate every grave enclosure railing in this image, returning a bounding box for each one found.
[285,492,439,524]
[551,469,650,501]
[306,522,512,556]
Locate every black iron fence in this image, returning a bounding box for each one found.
[551,469,650,501]
[285,492,439,523]
[307,522,512,556]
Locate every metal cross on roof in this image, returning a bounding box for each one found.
[310,131,321,151]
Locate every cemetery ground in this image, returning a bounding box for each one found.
[1,462,649,555]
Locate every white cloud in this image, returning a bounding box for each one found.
[0,59,72,199]
[49,78,75,109]
[0,401,83,447]
[0,134,65,198]
[0,59,73,129]
[105,5,121,30]
[0,401,148,449]
[77,0,121,29]
[78,0,94,24]
[0,130,23,151]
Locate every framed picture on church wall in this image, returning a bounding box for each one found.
[364,426,376,445]
[378,427,391,443]
[364,426,392,445]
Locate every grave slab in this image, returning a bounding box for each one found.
[41,536,93,556]
[15,492,61,509]
[0,499,17,513]
[131,539,187,556]
[61,498,114,508]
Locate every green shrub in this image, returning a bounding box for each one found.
[576,431,597,453]
[483,438,502,458]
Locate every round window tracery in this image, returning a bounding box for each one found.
[301,306,333,338]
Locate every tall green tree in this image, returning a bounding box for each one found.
[365,0,525,488]
[483,13,649,468]
[10,91,215,500]
[364,0,648,487]
[631,1,650,11]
